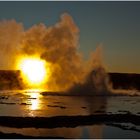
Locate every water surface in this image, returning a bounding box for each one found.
[0,90,139,138]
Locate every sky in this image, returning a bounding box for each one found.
[0,1,140,73]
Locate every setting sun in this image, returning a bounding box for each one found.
[19,57,48,86]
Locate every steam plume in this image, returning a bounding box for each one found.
[0,20,23,69]
[0,13,110,93]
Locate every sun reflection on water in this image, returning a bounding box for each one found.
[24,90,42,111]
[30,93,40,111]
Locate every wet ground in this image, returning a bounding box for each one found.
[0,90,140,138]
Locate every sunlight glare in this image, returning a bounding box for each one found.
[19,57,48,86]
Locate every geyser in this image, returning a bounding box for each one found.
[0,13,111,93]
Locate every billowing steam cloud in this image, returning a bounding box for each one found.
[0,20,23,69]
[0,13,111,93]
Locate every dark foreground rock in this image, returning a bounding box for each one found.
[0,131,64,139]
[0,113,139,128]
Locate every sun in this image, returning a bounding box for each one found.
[19,57,48,86]
[21,59,45,83]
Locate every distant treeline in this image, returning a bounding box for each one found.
[0,70,140,90]
[109,73,140,90]
[0,70,23,90]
